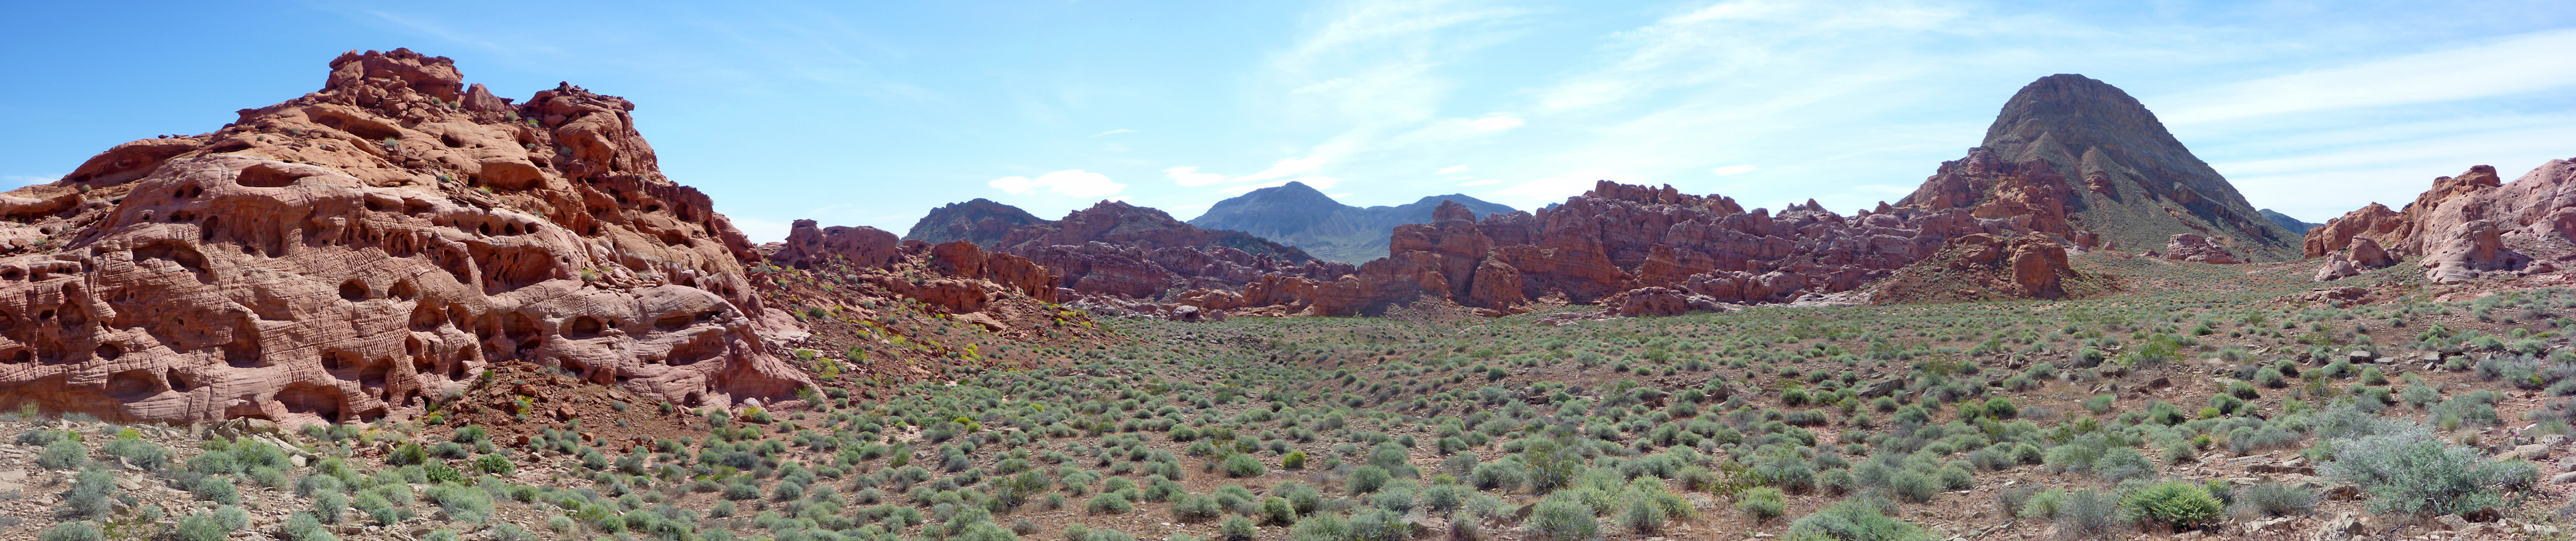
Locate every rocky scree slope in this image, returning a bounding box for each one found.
[1184,180,1518,264]
[0,49,812,425]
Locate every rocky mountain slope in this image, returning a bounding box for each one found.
[1184,181,1517,263]
[2261,208,2321,235]
[1914,73,2300,261]
[2306,159,2576,283]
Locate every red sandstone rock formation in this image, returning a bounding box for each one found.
[985,201,1350,303]
[1198,179,2052,316]
[769,220,900,270]
[2303,160,2576,283]
[1900,148,2083,242]
[0,49,807,425]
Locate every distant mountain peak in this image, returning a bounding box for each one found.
[1959,73,2299,260]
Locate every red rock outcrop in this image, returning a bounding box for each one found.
[0,49,807,425]
[2312,237,2394,282]
[769,220,900,270]
[1870,233,2087,303]
[2162,233,2244,264]
[2304,203,2402,258]
[1900,148,2083,242]
[2303,161,2576,283]
[1200,180,2049,316]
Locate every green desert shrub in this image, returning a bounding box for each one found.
[1738,487,1786,522]
[428,483,495,523]
[2051,490,2125,540]
[38,439,85,470]
[2320,429,2537,516]
[2122,482,2223,530]
[61,467,113,519]
[1348,465,1392,494]
[2232,482,2318,518]
[1219,516,1257,541]
[1221,454,1264,478]
[1784,500,1933,541]
[1527,496,1597,541]
[37,522,104,541]
[1174,494,1222,522]
[1086,492,1135,515]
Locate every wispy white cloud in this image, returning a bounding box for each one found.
[1464,114,1523,131]
[1435,165,1470,174]
[1089,129,1138,138]
[990,170,1127,198]
[2157,28,2576,126]
[1164,156,1330,187]
[1710,165,1759,176]
[1458,178,1503,186]
[3,174,55,188]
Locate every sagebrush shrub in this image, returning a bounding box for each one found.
[2122,482,2222,530]
[1528,496,1596,541]
[1738,487,1786,522]
[2320,429,2537,516]
[2232,482,2316,518]
[1784,500,1931,541]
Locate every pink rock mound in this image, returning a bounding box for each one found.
[0,49,807,426]
[2304,160,2576,283]
[2162,234,2244,264]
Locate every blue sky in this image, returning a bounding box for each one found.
[5,1,2574,242]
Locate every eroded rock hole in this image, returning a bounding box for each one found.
[653,313,695,331]
[93,343,123,361]
[105,369,162,400]
[167,369,193,392]
[235,164,314,188]
[274,383,346,421]
[360,361,389,390]
[389,281,417,301]
[339,280,368,301]
[563,316,604,339]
